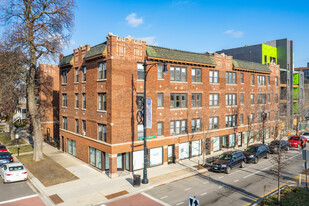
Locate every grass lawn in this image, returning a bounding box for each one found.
[17,154,79,187]
[0,133,26,146]
[8,145,33,154]
[260,186,309,206]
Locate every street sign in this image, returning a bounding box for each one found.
[189,196,199,206]
[138,136,156,141]
[302,150,309,160]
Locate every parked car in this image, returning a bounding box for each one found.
[301,131,309,139]
[0,129,5,133]
[0,162,27,183]
[287,135,307,148]
[0,152,13,166]
[243,144,269,163]
[211,150,246,174]
[269,140,290,153]
[0,145,8,152]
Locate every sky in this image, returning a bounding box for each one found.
[62,0,309,67]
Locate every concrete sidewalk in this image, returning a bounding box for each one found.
[27,137,284,206]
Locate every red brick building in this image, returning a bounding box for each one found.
[59,33,280,178]
[38,63,60,144]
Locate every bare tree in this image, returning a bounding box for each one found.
[0,0,76,161]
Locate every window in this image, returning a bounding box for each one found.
[258,75,266,86]
[191,118,201,133]
[82,66,86,82]
[240,93,244,104]
[240,73,244,83]
[157,93,163,107]
[89,147,102,169]
[250,113,255,123]
[275,94,279,103]
[257,94,266,104]
[170,93,187,108]
[209,117,219,130]
[170,120,187,135]
[267,76,270,85]
[251,94,255,104]
[170,66,187,82]
[209,93,219,106]
[240,114,244,124]
[75,93,79,108]
[62,70,67,84]
[225,115,237,127]
[268,94,270,103]
[67,139,76,157]
[137,93,144,110]
[62,117,67,130]
[209,70,219,83]
[82,93,86,109]
[270,57,276,63]
[98,124,106,141]
[192,93,202,107]
[75,68,79,82]
[82,120,86,136]
[137,63,144,80]
[157,65,163,80]
[275,77,278,86]
[137,124,143,138]
[225,94,237,106]
[157,122,163,136]
[98,93,106,111]
[62,93,67,107]
[251,74,255,85]
[98,62,106,80]
[264,55,267,64]
[75,119,79,133]
[192,68,201,83]
[226,72,236,84]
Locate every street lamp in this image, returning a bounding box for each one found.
[261,111,267,144]
[138,57,167,184]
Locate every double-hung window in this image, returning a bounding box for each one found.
[170,93,187,108]
[98,62,106,80]
[251,74,255,85]
[191,118,201,133]
[192,68,201,83]
[98,124,107,141]
[137,63,144,80]
[62,117,67,130]
[226,72,236,84]
[157,65,163,80]
[82,93,86,109]
[209,117,219,130]
[75,68,79,82]
[209,93,219,106]
[240,93,244,104]
[225,94,237,106]
[75,119,79,133]
[82,120,86,136]
[192,93,202,107]
[137,124,143,138]
[275,77,278,86]
[170,66,187,82]
[75,93,79,108]
[240,73,244,83]
[157,122,164,136]
[98,93,106,111]
[209,70,219,83]
[258,75,266,86]
[251,94,255,104]
[257,94,266,104]
[157,93,163,107]
[82,66,86,82]
[62,93,67,107]
[62,70,67,84]
[170,120,187,135]
[225,115,237,127]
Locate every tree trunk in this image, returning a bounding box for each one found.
[9,121,14,140]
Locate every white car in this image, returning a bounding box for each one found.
[301,131,309,139]
[0,162,28,183]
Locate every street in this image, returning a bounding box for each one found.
[144,148,303,206]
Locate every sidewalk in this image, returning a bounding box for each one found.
[24,138,280,206]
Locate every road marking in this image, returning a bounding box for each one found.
[141,192,171,206]
[218,176,224,179]
[203,181,209,184]
[160,196,168,200]
[243,153,300,179]
[184,187,191,191]
[0,194,38,204]
[219,186,223,188]
[201,192,208,196]
[176,202,184,205]
[234,179,239,182]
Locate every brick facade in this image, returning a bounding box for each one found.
[59,33,280,178]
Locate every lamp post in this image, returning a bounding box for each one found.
[261,111,267,144]
[140,57,167,184]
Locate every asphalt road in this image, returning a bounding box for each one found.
[145,148,304,206]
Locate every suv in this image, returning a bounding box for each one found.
[211,150,246,174]
[269,140,290,153]
[243,144,269,164]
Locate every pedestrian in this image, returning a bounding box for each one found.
[301,138,304,150]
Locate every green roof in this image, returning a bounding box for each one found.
[84,42,106,59]
[146,45,216,66]
[233,59,272,73]
[59,54,73,66]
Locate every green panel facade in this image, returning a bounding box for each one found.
[293,87,299,99]
[293,102,299,114]
[293,73,299,85]
[262,44,277,64]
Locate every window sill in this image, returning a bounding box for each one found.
[137,79,144,81]
[192,82,202,84]
[209,106,219,108]
[192,107,202,109]
[74,82,79,84]
[170,108,188,110]
[97,110,107,113]
[81,81,86,84]
[82,109,86,111]
[157,78,164,81]
[62,106,67,109]
[61,83,67,86]
[209,83,219,85]
[171,81,187,84]
[97,79,107,82]
[226,105,238,107]
[74,108,79,110]
[226,84,237,85]
[157,107,164,109]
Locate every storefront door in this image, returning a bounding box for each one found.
[168,145,174,163]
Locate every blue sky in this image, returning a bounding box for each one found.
[63,0,309,67]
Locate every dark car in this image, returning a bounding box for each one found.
[243,144,269,164]
[211,150,246,174]
[0,152,13,166]
[0,145,8,152]
[269,140,290,153]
